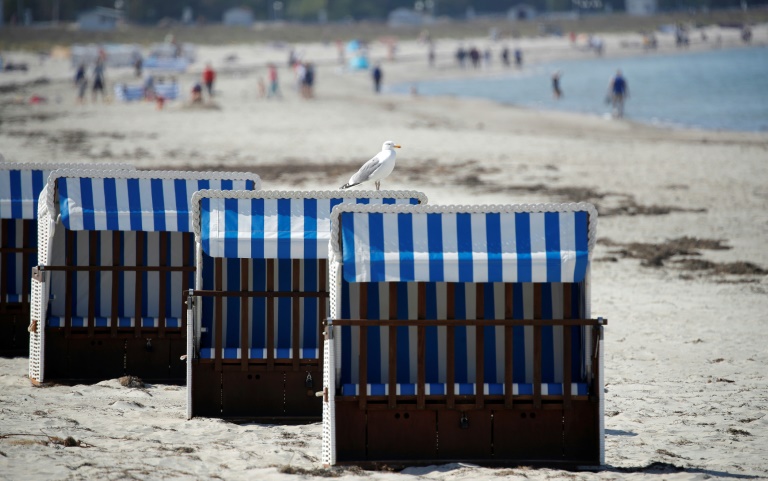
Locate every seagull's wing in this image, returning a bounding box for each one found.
[349,154,384,185]
[341,152,385,189]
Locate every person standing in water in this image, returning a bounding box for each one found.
[552,70,562,99]
[608,69,629,118]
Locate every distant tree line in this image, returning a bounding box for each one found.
[2,0,765,24]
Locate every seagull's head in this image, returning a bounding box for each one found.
[382,140,402,151]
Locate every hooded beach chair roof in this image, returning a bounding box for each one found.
[43,169,261,233]
[330,203,597,283]
[192,190,428,260]
[0,162,134,220]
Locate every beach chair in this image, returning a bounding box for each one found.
[27,169,260,384]
[0,162,134,356]
[322,203,606,466]
[187,190,428,420]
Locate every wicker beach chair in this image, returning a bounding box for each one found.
[0,162,134,356]
[27,169,260,384]
[322,203,606,466]
[186,190,427,420]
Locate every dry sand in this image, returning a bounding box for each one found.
[1,25,767,480]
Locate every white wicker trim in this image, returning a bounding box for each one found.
[43,169,262,221]
[186,295,194,420]
[329,202,598,263]
[0,162,135,172]
[189,189,428,245]
[29,190,55,383]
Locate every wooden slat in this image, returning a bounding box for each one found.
[446,283,455,409]
[388,283,398,408]
[214,257,223,372]
[318,259,327,368]
[533,284,542,409]
[504,283,514,408]
[563,283,573,408]
[0,220,7,302]
[64,230,74,338]
[134,232,145,339]
[158,232,168,338]
[332,318,601,327]
[241,258,249,371]
[358,283,368,410]
[181,233,191,332]
[266,259,275,369]
[563,320,572,409]
[87,231,97,337]
[417,283,426,409]
[291,259,301,370]
[475,284,485,409]
[20,220,31,309]
[110,231,120,337]
[191,290,329,298]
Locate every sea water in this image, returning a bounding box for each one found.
[391,46,768,132]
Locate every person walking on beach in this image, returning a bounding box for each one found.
[608,70,629,118]
[267,63,281,99]
[552,70,562,99]
[75,63,87,104]
[202,63,215,98]
[501,46,510,67]
[372,64,383,93]
[514,48,523,68]
[91,59,106,103]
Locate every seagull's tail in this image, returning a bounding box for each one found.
[340,182,360,190]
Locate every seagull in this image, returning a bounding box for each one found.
[340,140,401,191]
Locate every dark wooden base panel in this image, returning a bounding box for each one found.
[44,333,186,383]
[333,399,600,465]
[0,308,30,356]
[191,363,323,419]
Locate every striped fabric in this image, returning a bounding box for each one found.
[114,83,180,102]
[59,177,257,232]
[200,195,424,260]
[336,281,587,388]
[48,316,182,328]
[341,382,589,396]
[198,257,325,359]
[0,164,134,220]
[46,230,193,326]
[0,219,36,304]
[0,169,48,220]
[338,208,592,284]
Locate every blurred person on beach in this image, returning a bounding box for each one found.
[372,64,383,94]
[428,43,435,67]
[552,71,562,99]
[133,54,143,78]
[469,47,480,69]
[501,46,510,67]
[608,70,629,118]
[483,47,492,69]
[257,77,266,98]
[75,64,88,104]
[267,64,281,99]
[456,45,466,68]
[514,48,523,68]
[203,63,216,98]
[303,63,315,99]
[91,60,106,103]
[191,83,203,103]
[295,62,307,95]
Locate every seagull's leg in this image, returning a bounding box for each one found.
[375,181,380,191]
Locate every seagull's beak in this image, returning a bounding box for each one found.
[394,144,402,149]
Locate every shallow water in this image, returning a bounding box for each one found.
[392,46,768,132]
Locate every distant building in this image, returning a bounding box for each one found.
[388,8,426,27]
[625,0,657,16]
[222,7,254,26]
[507,4,536,21]
[77,7,123,31]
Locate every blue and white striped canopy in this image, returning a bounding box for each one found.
[196,191,427,260]
[333,204,596,284]
[0,163,134,220]
[57,173,260,233]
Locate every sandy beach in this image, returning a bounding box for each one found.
[1,24,768,480]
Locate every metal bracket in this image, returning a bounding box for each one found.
[32,266,44,282]
[305,372,314,389]
[460,413,469,429]
[145,338,153,352]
